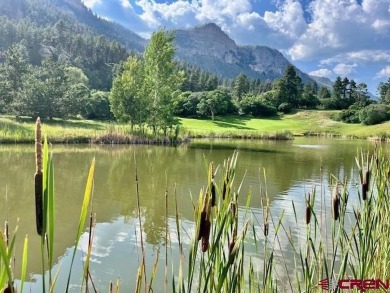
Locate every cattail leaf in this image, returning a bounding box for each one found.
[66,157,95,292]
[47,151,55,274]
[0,234,12,290]
[82,213,95,290]
[49,261,62,293]
[20,235,28,293]
[42,136,49,236]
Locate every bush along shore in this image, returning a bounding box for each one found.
[1,118,390,292]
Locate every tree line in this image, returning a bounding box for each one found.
[1,24,390,129]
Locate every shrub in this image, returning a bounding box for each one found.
[359,104,390,125]
[338,107,361,123]
[83,91,113,120]
[239,94,277,117]
[278,102,292,114]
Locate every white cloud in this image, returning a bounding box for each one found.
[263,0,307,40]
[308,68,332,77]
[82,0,101,9]
[120,0,132,9]
[135,0,198,28]
[288,0,390,60]
[376,66,390,78]
[333,63,357,75]
[320,50,390,65]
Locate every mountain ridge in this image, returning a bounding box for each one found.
[0,0,334,87]
[173,23,322,84]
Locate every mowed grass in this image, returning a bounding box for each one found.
[0,116,111,143]
[180,110,390,138]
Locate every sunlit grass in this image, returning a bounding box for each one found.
[180,111,390,139]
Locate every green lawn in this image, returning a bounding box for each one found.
[180,110,390,139]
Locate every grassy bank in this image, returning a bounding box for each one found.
[0,116,182,144]
[1,111,390,143]
[180,110,390,139]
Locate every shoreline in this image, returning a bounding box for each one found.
[1,131,389,145]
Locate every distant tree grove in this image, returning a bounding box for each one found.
[1,22,390,128]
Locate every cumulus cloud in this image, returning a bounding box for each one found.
[288,0,390,61]
[376,66,390,78]
[263,0,307,40]
[308,68,332,77]
[333,63,358,75]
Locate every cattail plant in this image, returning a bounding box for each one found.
[362,182,368,201]
[264,198,270,237]
[332,184,340,221]
[198,195,211,252]
[197,200,207,241]
[34,117,43,236]
[211,181,216,207]
[210,162,217,207]
[222,158,230,200]
[305,193,311,225]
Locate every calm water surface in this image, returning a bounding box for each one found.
[0,138,387,292]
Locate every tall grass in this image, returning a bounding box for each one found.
[1,118,390,292]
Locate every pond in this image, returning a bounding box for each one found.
[0,137,386,292]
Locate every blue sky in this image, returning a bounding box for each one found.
[83,0,390,94]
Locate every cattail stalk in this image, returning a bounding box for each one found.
[223,158,230,200]
[34,117,43,235]
[264,199,270,237]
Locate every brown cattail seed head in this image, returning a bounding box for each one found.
[4,284,17,293]
[201,220,211,252]
[230,202,237,218]
[365,170,370,187]
[198,210,206,241]
[35,117,42,173]
[211,182,216,207]
[264,222,269,237]
[362,182,368,201]
[305,193,311,225]
[332,186,340,221]
[222,182,227,200]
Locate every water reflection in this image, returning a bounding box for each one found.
[0,138,386,292]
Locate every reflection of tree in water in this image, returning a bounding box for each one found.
[143,209,166,246]
[106,146,196,246]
